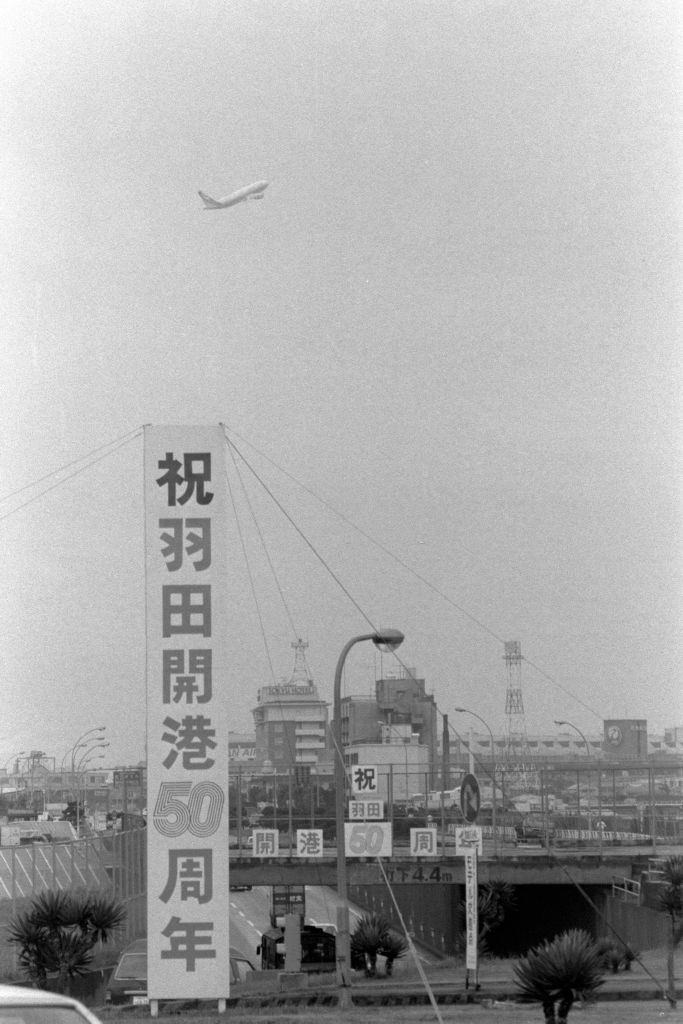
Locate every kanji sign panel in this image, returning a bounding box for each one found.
[409,827,438,857]
[344,821,392,857]
[350,765,378,794]
[455,825,483,856]
[145,426,230,1003]
[296,829,324,857]
[460,774,480,823]
[348,800,384,820]
[252,829,279,857]
[464,850,478,971]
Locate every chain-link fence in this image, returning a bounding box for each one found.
[0,828,146,980]
[229,759,683,852]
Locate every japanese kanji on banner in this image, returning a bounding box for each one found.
[296,828,324,857]
[348,800,384,820]
[252,829,279,857]
[145,426,231,1003]
[409,827,438,856]
[350,765,378,795]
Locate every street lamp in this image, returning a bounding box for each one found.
[0,751,25,802]
[67,728,106,830]
[378,722,410,805]
[75,746,109,834]
[554,719,592,833]
[334,629,404,991]
[454,708,498,858]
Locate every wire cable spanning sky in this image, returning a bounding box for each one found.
[0,1,680,766]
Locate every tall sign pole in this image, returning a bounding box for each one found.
[460,773,481,991]
[144,425,231,1015]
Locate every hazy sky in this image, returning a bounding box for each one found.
[1,1,680,768]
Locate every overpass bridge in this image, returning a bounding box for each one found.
[227,845,673,887]
[227,845,677,957]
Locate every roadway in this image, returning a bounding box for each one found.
[228,884,371,967]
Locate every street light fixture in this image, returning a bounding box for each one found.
[334,629,404,992]
[1,751,25,801]
[454,708,498,857]
[67,728,106,830]
[554,719,592,833]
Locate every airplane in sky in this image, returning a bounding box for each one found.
[198,180,269,210]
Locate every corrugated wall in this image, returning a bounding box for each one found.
[599,894,669,951]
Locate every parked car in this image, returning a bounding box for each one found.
[514,814,554,846]
[105,938,255,1005]
[0,982,102,1022]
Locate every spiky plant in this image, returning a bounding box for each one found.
[457,877,517,956]
[513,929,604,1023]
[658,855,683,1008]
[350,913,391,977]
[379,931,408,976]
[7,889,126,994]
[594,936,622,973]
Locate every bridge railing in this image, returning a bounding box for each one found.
[611,875,641,902]
[228,757,683,853]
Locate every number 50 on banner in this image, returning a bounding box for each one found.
[344,822,393,857]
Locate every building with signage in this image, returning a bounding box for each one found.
[344,736,431,803]
[252,639,330,769]
[446,721,683,766]
[338,667,439,784]
[229,732,258,764]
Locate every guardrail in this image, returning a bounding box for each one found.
[611,875,641,902]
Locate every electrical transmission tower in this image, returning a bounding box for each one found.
[503,641,536,790]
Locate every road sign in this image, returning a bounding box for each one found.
[460,774,480,823]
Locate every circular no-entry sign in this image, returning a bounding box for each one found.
[460,774,480,823]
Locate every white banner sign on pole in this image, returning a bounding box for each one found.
[455,825,483,856]
[465,850,478,972]
[145,426,230,1004]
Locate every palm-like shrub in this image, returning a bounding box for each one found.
[351,913,408,977]
[8,889,126,993]
[458,877,517,956]
[379,931,408,976]
[657,855,683,1008]
[351,913,389,976]
[513,929,604,1023]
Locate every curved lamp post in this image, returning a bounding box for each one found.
[554,719,591,834]
[334,629,404,990]
[76,749,108,833]
[1,751,25,800]
[67,728,106,833]
[69,727,106,785]
[454,708,498,857]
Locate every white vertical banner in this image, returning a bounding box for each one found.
[145,426,230,1002]
[464,850,478,972]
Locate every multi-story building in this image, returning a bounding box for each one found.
[252,639,330,770]
[338,666,440,789]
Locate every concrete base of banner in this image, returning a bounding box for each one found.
[243,971,280,992]
[278,972,309,992]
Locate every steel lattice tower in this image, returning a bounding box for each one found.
[503,641,536,788]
